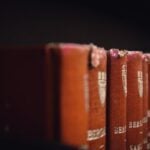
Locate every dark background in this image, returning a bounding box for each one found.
[0,0,150,52]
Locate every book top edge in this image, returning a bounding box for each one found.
[109,48,128,58]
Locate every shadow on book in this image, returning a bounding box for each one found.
[0,137,76,150]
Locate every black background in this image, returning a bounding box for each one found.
[0,0,150,52]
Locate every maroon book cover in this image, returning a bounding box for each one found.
[142,54,149,149]
[126,51,143,150]
[145,54,150,149]
[57,44,89,149]
[0,43,90,149]
[107,49,127,150]
[88,45,107,150]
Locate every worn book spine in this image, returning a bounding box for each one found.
[57,43,90,149]
[127,51,143,150]
[107,49,127,150]
[87,44,107,150]
[142,54,149,149]
[145,54,150,149]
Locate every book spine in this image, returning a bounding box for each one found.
[142,55,149,149]
[58,44,90,149]
[127,51,143,150]
[44,44,60,140]
[107,49,127,150]
[87,45,107,150]
[146,54,150,149]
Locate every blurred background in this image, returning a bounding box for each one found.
[0,0,150,52]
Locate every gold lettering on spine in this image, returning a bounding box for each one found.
[122,64,127,97]
[99,145,104,149]
[143,116,148,124]
[87,128,106,141]
[84,74,89,112]
[114,125,126,134]
[98,72,106,105]
[128,119,143,128]
[129,144,143,150]
[137,71,143,98]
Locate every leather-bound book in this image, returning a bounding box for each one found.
[145,54,150,149]
[87,44,107,150]
[56,44,89,149]
[107,49,127,150]
[126,51,143,150]
[0,43,90,149]
[142,54,149,149]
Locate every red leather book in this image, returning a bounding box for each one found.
[0,43,90,149]
[142,54,149,149]
[87,45,107,150]
[107,49,127,150]
[145,54,150,149]
[126,51,143,150]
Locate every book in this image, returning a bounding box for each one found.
[0,43,90,149]
[106,49,127,150]
[142,54,149,149]
[87,44,107,150]
[126,51,143,150]
[145,54,150,149]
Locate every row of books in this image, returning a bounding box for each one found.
[0,43,150,150]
